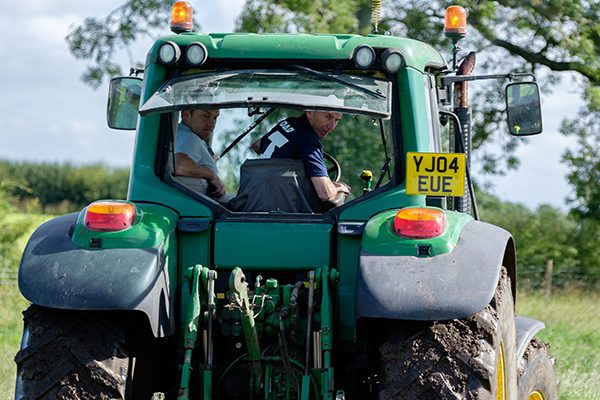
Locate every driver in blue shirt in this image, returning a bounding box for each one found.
[252,111,350,205]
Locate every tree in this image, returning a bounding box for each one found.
[561,87,600,220]
[66,0,174,88]
[67,1,599,173]
[478,191,579,271]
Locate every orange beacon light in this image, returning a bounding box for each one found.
[444,5,467,39]
[171,1,193,33]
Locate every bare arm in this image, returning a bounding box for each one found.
[251,138,262,154]
[174,153,225,196]
[310,176,350,203]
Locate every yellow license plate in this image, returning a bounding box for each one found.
[406,152,466,196]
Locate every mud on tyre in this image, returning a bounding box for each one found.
[517,338,558,400]
[378,268,517,399]
[14,305,159,400]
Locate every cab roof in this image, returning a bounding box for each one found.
[148,32,447,73]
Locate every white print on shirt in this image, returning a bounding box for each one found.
[260,131,289,158]
[279,120,295,133]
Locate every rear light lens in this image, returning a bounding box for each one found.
[393,208,446,239]
[84,201,136,232]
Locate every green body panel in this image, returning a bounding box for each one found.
[72,202,176,250]
[362,209,473,256]
[398,68,435,154]
[71,202,179,296]
[213,222,332,269]
[336,233,363,343]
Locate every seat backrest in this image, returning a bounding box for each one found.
[228,158,320,213]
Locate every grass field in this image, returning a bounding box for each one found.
[517,289,600,399]
[0,284,28,400]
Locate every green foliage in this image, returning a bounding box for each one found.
[478,190,600,287]
[237,0,372,34]
[561,85,600,220]
[478,191,578,269]
[66,0,175,88]
[0,160,129,212]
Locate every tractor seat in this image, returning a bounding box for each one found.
[228,158,320,213]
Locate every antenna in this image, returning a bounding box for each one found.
[371,0,382,33]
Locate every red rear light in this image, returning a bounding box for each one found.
[393,208,446,239]
[84,201,136,232]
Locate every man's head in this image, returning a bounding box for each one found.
[306,111,343,139]
[182,109,220,140]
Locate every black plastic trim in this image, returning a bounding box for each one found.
[355,220,513,321]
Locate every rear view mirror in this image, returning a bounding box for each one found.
[107,77,143,130]
[505,81,542,136]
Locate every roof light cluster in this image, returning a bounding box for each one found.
[351,45,405,74]
[157,41,208,67]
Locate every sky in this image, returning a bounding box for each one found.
[0,1,582,211]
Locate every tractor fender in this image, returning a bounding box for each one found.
[355,220,515,321]
[18,212,175,337]
[515,316,545,361]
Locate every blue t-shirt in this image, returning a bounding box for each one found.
[258,115,327,177]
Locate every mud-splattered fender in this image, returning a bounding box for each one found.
[355,220,515,321]
[18,209,177,337]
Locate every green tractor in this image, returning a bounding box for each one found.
[15,2,557,399]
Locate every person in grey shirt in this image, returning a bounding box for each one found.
[174,109,226,197]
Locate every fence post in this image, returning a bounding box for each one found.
[544,259,553,297]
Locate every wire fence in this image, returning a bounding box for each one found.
[517,263,600,292]
[3,264,600,288]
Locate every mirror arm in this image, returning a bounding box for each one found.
[439,110,479,221]
[442,72,536,86]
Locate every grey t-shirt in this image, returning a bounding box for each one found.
[174,123,218,174]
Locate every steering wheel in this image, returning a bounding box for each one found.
[323,152,341,182]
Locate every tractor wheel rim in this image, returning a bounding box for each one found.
[496,341,506,400]
[528,390,545,400]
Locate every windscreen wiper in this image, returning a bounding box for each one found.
[289,65,386,100]
[219,108,275,159]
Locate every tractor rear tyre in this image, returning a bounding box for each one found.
[378,268,517,399]
[517,339,558,400]
[15,305,132,400]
